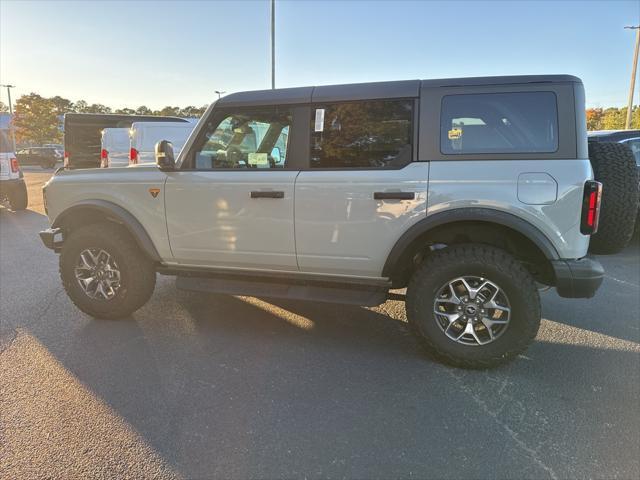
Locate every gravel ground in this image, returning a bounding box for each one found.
[1,168,639,479]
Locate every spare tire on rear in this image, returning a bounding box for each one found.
[588,141,639,254]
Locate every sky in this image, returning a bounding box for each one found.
[1,0,638,110]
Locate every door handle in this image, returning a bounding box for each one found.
[373,191,415,200]
[250,190,285,199]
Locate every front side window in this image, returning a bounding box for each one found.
[190,108,292,169]
[440,92,558,155]
[310,99,413,168]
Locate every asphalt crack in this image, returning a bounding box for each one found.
[448,369,559,480]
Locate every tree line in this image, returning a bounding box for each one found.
[1,94,639,145]
[586,107,639,131]
[0,94,208,145]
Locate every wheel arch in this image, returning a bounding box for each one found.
[52,200,161,262]
[383,208,560,288]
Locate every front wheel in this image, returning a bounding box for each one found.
[406,244,541,369]
[59,223,156,319]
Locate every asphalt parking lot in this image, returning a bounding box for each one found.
[1,167,639,479]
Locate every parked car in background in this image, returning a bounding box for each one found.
[588,129,640,243]
[64,113,190,169]
[16,146,62,169]
[0,129,28,210]
[129,121,196,165]
[100,128,130,168]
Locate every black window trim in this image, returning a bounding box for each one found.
[439,90,560,156]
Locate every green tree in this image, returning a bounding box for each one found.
[49,96,74,116]
[156,106,180,117]
[13,93,61,144]
[85,103,112,114]
[115,107,136,115]
[602,107,626,130]
[135,106,153,115]
[179,105,208,118]
[74,100,89,113]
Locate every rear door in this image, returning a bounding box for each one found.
[165,105,306,270]
[294,97,428,278]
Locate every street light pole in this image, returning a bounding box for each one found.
[271,0,275,89]
[215,90,226,100]
[624,26,640,130]
[0,83,16,149]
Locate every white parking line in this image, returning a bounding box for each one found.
[605,275,640,289]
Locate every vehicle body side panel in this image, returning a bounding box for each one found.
[427,159,592,259]
[164,170,299,270]
[294,162,429,277]
[45,166,172,259]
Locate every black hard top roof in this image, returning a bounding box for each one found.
[64,113,188,127]
[217,75,582,107]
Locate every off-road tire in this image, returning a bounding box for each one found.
[588,141,639,254]
[8,180,28,210]
[406,244,541,369]
[59,223,156,319]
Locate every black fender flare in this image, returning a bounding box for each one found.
[382,207,560,280]
[52,199,161,262]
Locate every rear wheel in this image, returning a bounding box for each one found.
[406,244,540,368]
[59,223,156,319]
[8,180,28,210]
[588,141,639,254]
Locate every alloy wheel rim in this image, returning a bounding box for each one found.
[433,276,511,346]
[74,248,121,300]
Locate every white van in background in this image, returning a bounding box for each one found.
[129,122,196,165]
[100,128,130,168]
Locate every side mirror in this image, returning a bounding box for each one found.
[155,140,175,170]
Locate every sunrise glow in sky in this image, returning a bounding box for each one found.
[1,0,638,109]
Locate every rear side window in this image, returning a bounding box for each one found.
[440,92,558,155]
[310,99,413,168]
[0,130,12,153]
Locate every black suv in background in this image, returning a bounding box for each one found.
[16,147,62,169]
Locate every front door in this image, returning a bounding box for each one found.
[165,106,300,270]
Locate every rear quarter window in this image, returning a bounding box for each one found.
[0,130,13,153]
[440,92,558,155]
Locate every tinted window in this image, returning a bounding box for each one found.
[310,100,413,168]
[0,130,12,153]
[440,92,558,155]
[191,108,291,169]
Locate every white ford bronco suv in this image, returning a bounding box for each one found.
[40,75,606,368]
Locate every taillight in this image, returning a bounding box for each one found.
[100,149,108,168]
[10,157,19,173]
[129,147,138,164]
[580,180,602,235]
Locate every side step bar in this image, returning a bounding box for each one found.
[176,276,389,307]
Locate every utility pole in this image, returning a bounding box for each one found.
[215,90,226,100]
[271,0,275,89]
[0,84,16,149]
[624,25,640,130]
